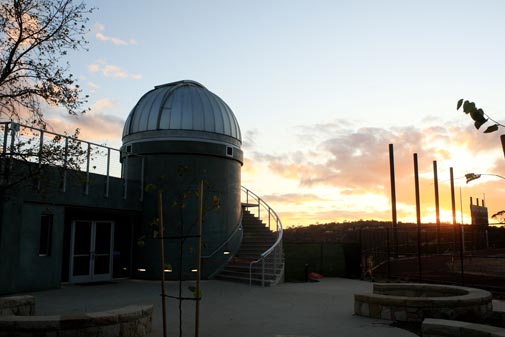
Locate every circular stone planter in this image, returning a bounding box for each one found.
[354,283,493,322]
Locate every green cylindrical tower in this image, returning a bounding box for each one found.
[121,80,243,280]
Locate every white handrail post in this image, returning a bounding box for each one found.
[261,259,265,287]
[249,263,253,287]
[268,208,271,231]
[274,246,278,275]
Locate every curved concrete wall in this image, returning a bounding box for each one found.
[0,297,152,337]
[123,140,242,280]
[354,283,493,322]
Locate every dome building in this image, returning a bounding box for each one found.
[121,80,243,279]
[0,79,283,295]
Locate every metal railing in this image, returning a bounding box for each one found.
[241,186,284,286]
[0,120,144,200]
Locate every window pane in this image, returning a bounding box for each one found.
[74,221,91,255]
[73,256,90,276]
[94,255,110,275]
[95,222,111,254]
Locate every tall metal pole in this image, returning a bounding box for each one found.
[433,161,440,252]
[195,180,203,337]
[158,192,167,337]
[459,187,464,225]
[450,168,457,248]
[450,167,464,284]
[389,144,398,257]
[414,153,422,281]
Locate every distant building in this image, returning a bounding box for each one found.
[0,80,284,294]
[470,197,489,226]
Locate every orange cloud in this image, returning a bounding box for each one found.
[245,119,505,226]
[88,61,142,79]
[44,99,124,143]
[94,23,136,46]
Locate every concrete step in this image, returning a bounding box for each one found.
[214,207,283,286]
[215,273,276,286]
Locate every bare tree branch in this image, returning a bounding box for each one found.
[0,0,94,127]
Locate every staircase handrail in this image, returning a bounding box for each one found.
[202,209,243,259]
[241,186,283,286]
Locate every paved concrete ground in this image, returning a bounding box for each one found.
[26,278,418,337]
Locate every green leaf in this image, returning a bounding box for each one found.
[463,100,476,114]
[457,99,464,110]
[474,119,487,130]
[484,124,499,133]
[145,184,157,193]
[188,286,202,298]
[470,108,487,124]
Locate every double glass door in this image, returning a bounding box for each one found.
[70,221,114,283]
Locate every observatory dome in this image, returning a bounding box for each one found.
[122,80,241,147]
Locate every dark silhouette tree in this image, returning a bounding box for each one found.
[0,0,94,127]
[457,99,505,134]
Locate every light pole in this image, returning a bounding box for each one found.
[465,172,505,183]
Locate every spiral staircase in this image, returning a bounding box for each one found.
[215,187,284,286]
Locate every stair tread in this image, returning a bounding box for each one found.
[214,207,283,286]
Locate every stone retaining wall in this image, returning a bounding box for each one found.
[0,295,35,316]
[354,283,492,322]
[422,318,505,337]
[0,296,152,337]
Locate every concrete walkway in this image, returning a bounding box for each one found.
[25,277,417,337]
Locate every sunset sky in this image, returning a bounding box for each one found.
[38,1,505,227]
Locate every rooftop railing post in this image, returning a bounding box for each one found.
[105,148,110,198]
[62,136,68,192]
[37,130,44,190]
[85,143,90,195]
[1,122,8,157]
[9,122,16,157]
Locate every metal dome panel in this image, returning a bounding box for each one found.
[122,81,241,146]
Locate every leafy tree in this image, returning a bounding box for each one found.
[457,99,504,134]
[0,0,94,127]
[492,210,505,224]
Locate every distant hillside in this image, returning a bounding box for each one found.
[283,220,456,243]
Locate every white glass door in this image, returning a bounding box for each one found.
[70,220,114,283]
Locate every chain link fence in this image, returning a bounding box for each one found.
[358,225,505,293]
